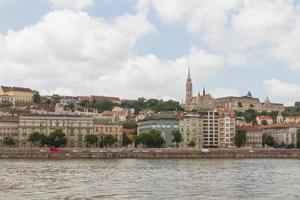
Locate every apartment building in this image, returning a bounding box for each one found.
[180,113,202,148]
[19,113,94,147]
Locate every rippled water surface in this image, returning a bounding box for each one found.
[1,159,300,199]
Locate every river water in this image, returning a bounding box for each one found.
[0,159,300,200]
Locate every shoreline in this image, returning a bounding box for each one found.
[1,148,300,159]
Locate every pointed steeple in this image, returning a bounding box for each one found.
[185,66,193,105]
[203,87,206,96]
[187,66,191,81]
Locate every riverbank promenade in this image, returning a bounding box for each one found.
[1,148,300,159]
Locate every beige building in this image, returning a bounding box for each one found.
[0,94,15,107]
[284,116,300,124]
[0,86,33,104]
[216,93,284,112]
[237,126,263,148]
[19,113,94,147]
[216,92,261,112]
[0,116,19,147]
[202,111,219,148]
[260,96,284,112]
[256,116,274,125]
[262,124,298,147]
[94,118,123,147]
[180,114,203,148]
[218,109,235,147]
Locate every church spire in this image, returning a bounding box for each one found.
[187,66,191,81]
[203,87,206,96]
[185,67,193,105]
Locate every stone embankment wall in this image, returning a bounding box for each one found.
[1,148,300,159]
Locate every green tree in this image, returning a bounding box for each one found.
[84,134,98,147]
[94,100,116,112]
[65,103,75,112]
[235,130,247,148]
[28,132,42,146]
[297,129,300,148]
[3,137,15,147]
[48,129,67,147]
[51,95,61,105]
[123,133,132,147]
[262,133,275,147]
[103,134,117,147]
[123,120,137,129]
[172,130,182,147]
[136,129,165,148]
[33,90,41,103]
[40,134,50,147]
[238,102,243,108]
[188,141,196,147]
[0,101,13,108]
[80,100,91,108]
[261,120,268,125]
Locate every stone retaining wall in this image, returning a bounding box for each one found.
[1,148,300,159]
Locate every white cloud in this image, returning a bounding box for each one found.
[145,0,300,69]
[263,79,300,106]
[0,10,154,94]
[0,9,224,100]
[212,88,240,99]
[49,0,94,10]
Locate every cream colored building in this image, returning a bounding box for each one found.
[216,92,261,112]
[0,94,15,107]
[262,124,298,147]
[256,116,274,125]
[0,86,33,104]
[19,113,94,147]
[0,116,19,147]
[94,118,123,147]
[284,116,300,124]
[237,126,263,148]
[218,109,236,147]
[180,114,203,148]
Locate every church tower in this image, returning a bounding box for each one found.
[185,67,193,105]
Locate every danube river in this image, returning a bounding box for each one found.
[1,159,300,200]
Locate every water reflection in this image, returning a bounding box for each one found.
[0,159,300,199]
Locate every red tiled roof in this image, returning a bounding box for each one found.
[236,126,262,132]
[257,116,273,120]
[0,116,19,122]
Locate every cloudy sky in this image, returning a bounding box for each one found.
[0,0,300,105]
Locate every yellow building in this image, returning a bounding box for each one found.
[0,86,33,104]
[180,114,203,148]
[94,118,123,147]
[0,116,19,147]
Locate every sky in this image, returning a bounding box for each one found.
[1,0,300,105]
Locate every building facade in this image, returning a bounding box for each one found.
[94,118,123,147]
[216,93,284,112]
[0,86,33,104]
[216,92,261,112]
[180,114,203,148]
[237,126,263,148]
[0,116,19,147]
[0,94,15,107]
[137,114,179,147]
[201,111,219,148]
[218,109,236,147]
[19,114,94,147]
[262,124,298,147]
